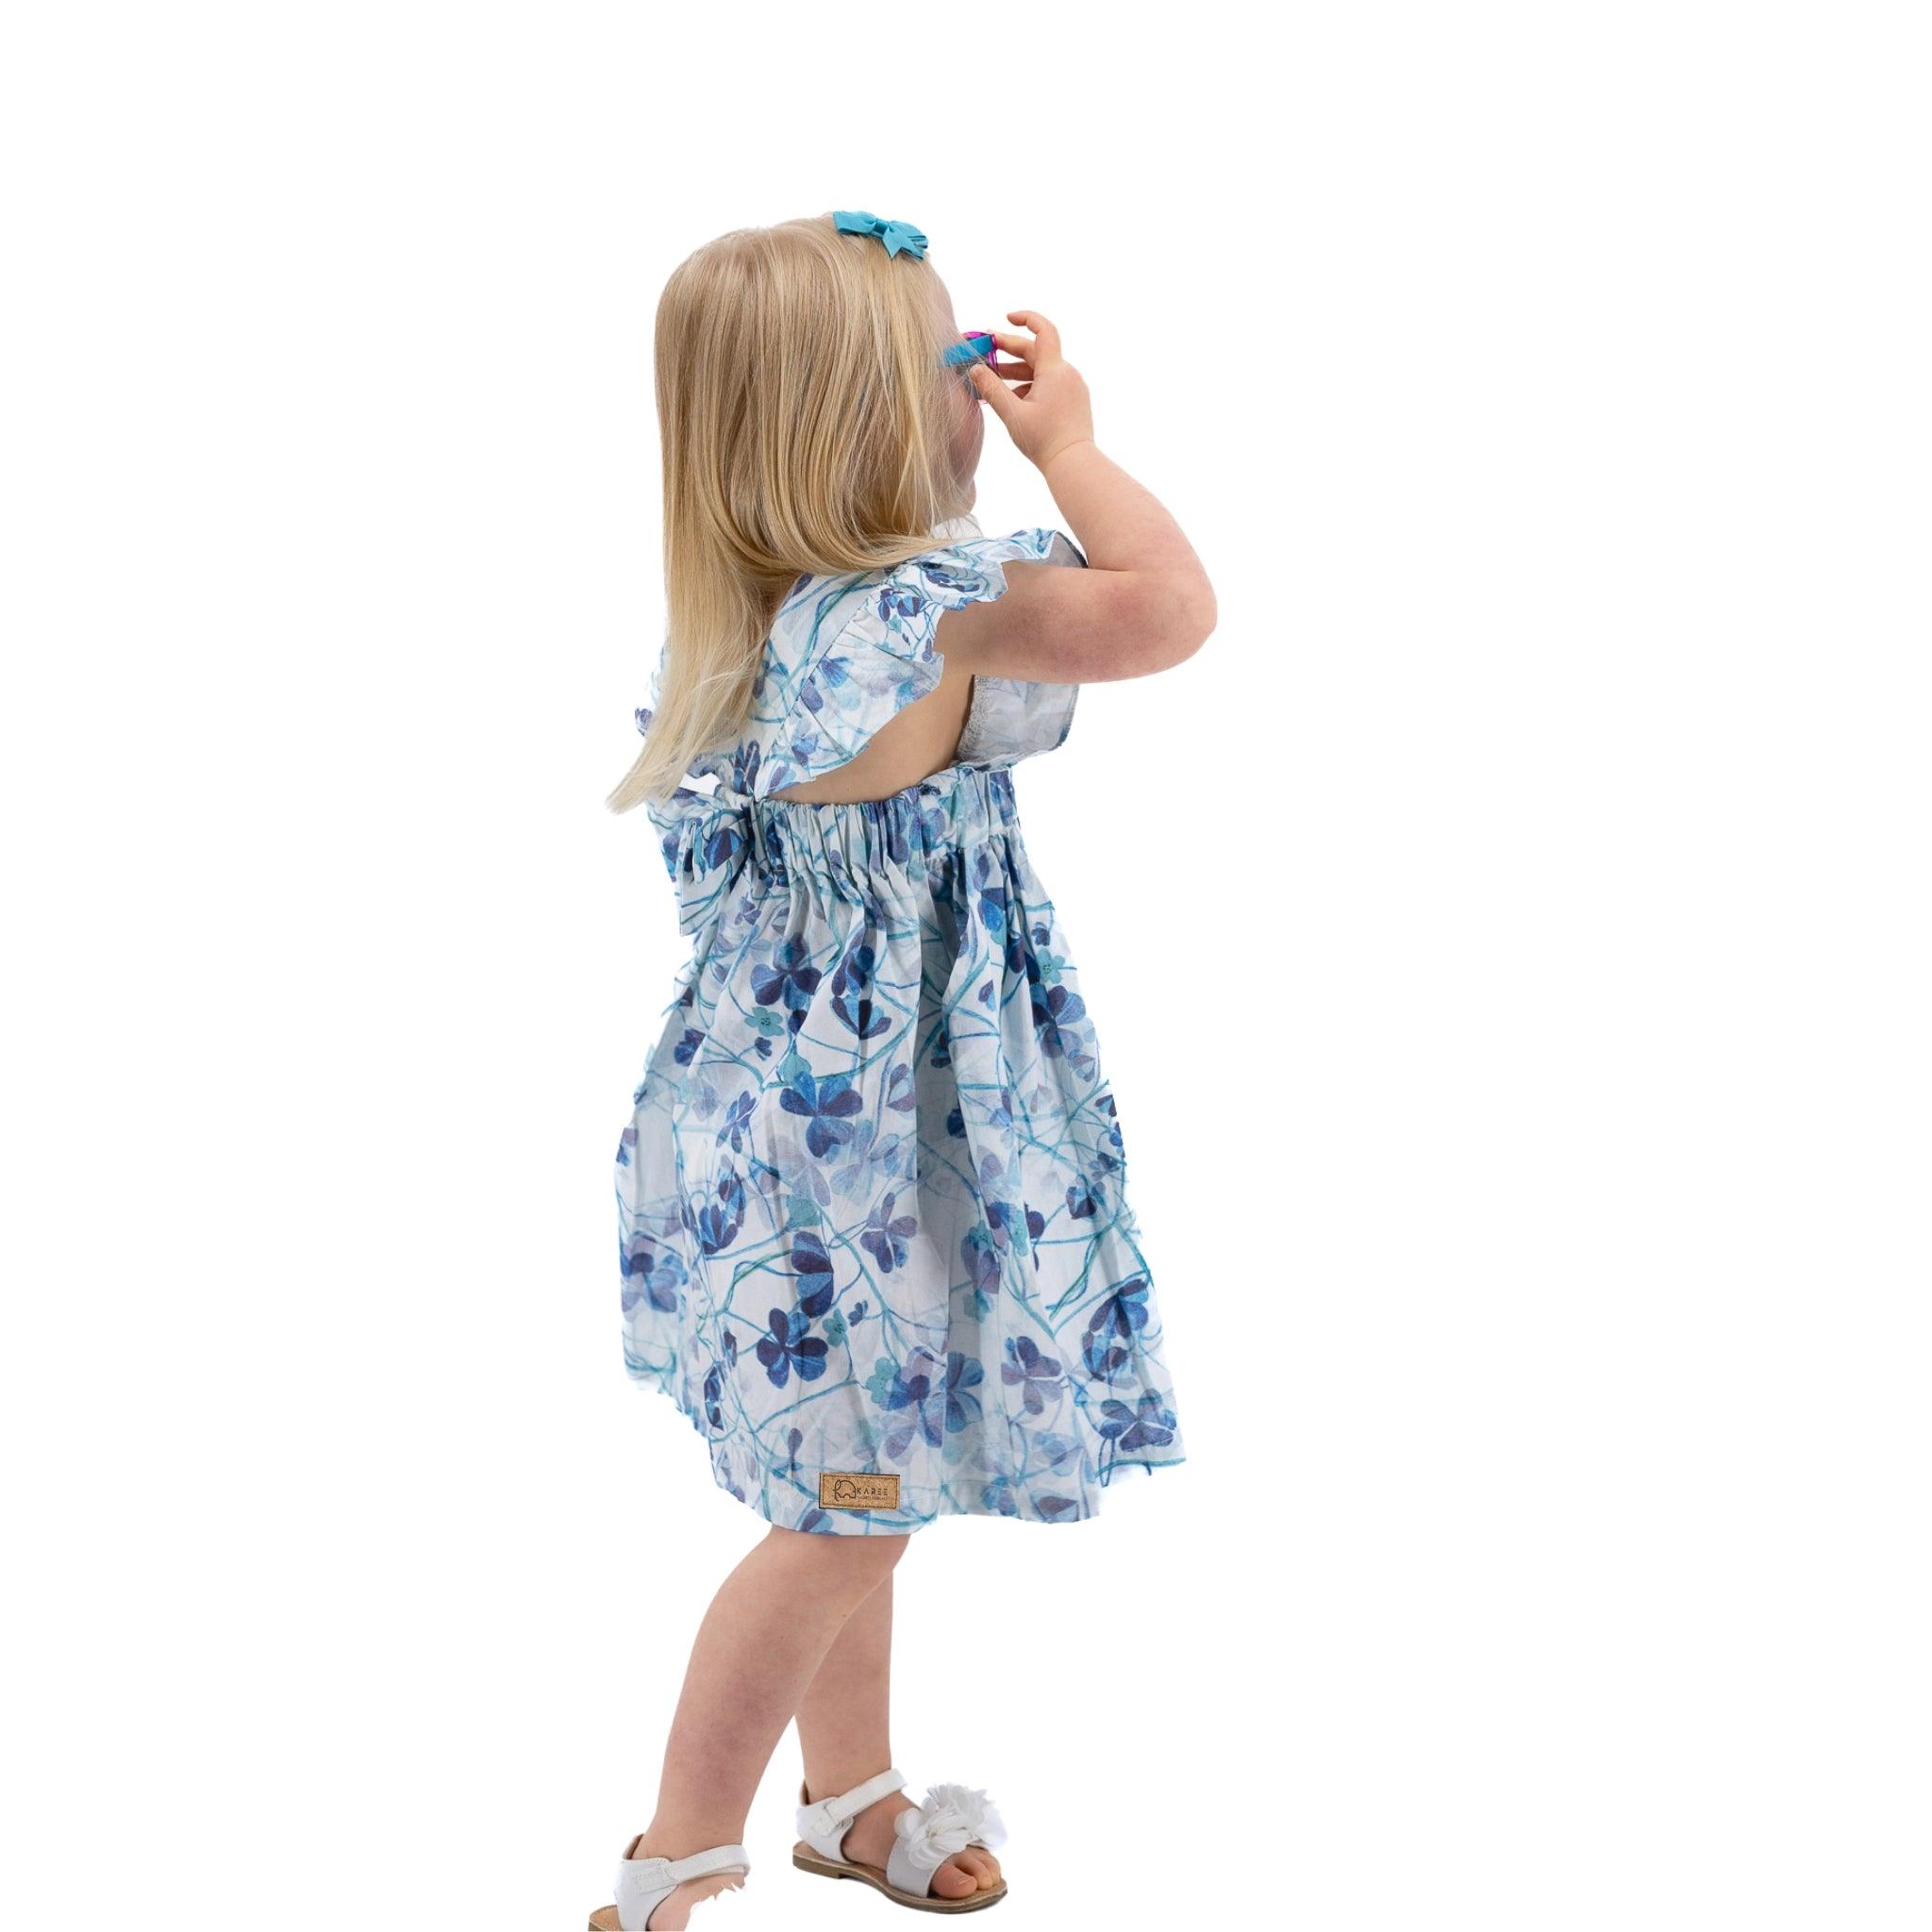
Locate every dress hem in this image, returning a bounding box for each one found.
[628,1363,1185,1537]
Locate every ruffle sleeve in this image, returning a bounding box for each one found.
[746,526,1088,796]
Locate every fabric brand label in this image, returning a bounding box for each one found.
[818,1472,901,1510]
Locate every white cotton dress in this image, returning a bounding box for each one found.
[616,523,1186,1534]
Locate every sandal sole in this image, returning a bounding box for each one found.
[792,1842,1008,1912]
[588,1875,750,1928]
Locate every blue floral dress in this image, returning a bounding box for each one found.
[616,525,1185,1534]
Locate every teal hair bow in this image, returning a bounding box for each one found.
[832,208,928,260]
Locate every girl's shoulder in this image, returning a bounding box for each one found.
[679,522,1086,797]
[785,518,1087,640]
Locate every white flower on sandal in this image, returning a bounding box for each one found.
[892,1784,1008,1874]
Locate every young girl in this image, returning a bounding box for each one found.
[593,210,1214,1929]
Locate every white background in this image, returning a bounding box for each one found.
[4,4,1927,1926]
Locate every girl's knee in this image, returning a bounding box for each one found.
[862,1529,911,1570]
[764,1524,910,1576]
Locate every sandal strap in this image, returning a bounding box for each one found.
[613,1841,749,1931]
[795,1766,908,1857]
[660,1844,750,1885]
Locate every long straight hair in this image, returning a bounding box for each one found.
[607,214,973,812]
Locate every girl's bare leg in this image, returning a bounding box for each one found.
[792,1571,1004,1901]
[627,1524,908,1928]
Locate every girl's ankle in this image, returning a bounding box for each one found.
[801,1764,890,1803]
[631,1822,745,1859]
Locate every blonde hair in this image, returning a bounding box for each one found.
[607,213,973,812]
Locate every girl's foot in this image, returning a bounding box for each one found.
[825,1789,1004,1901]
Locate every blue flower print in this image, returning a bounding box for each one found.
[859,1190,918,1273]
[943,1352,985,1435]
[752,936,822,1033]
[715,1090,756,1153]
[972,850,1024,974]
[658,809,746,888]
[790,1229,836,1318]
[877,808,914,868]
[784,1147,834,1214]
[621,1232,686,1316]
[693,1168,746,1257]
[800,655,852,713]
[877,580,928,623]
[828,1119,908,1199]
[755,1305,829,1389]
[1096,1391,1176,1454]
[1081,1274,1150,1379]
[1023,1202,1047,1260]
[1000,1335,1063,1415]
[919,559,992,601]
[791,714,835,768]
[745,1008,786,1062]
[961,1225,1003,1301]
[870,1347,948,1460]
[829,937,891,1041]
[779,1065,865,1158]
[704,814,746,874]
[1030,980,1089,1064]
[981,1476,1020,1517]
[703,1360,727,1431]
[986,1193,1029,1260]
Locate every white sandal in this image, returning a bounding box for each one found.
[587,1835,750,1930]
[792,1768,1008,1913]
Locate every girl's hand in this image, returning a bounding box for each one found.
[967,310,1096,472]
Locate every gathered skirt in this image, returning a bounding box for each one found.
[616,761,1185,1533]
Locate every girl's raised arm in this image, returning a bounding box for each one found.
[940,309,1217,683]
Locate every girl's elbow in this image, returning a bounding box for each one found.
[1175,581,1217,661]
[1144,576,1216,672]
[1073,572,1217,679]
